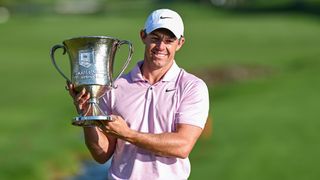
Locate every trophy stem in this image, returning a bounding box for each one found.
[72,98,111,127]
[83,100,106,117]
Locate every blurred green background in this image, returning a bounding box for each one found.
[0,0,320,179]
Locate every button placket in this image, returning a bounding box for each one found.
[147,86,153,101]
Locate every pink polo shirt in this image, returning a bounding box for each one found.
[101,61,209,180]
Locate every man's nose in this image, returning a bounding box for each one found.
[155,40,166,49]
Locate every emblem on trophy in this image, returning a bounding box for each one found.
[50,36,133,127]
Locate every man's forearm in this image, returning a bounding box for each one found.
[123,124,202,159]
[83,127,115,163]
[127,131,190,158]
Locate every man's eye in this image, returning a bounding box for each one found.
[165,39,175,44]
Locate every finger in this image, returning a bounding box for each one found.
[98,123,106,131]
[66,82,77,97]
[98,123,110,133]
[65,81,72,88]
[79,92,91,106]
[84,92,91,101]
[75,88,86,101]
[109,115,116,121]
[76,91,90,102]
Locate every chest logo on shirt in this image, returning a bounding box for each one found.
[165,88,176,92]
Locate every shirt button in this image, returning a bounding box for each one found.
[149,87,153,90]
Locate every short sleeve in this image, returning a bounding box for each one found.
[175,79,210,129]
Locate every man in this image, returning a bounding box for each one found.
[67,9,209,179]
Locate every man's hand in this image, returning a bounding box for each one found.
[66,81,90,114]
[99,115,132,139]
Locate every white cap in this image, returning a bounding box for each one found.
[144,9,184,38]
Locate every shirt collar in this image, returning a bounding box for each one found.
[161,61,180,82]
[130,60,181,82]
[130,61,144,82]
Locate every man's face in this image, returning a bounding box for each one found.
[141,28,185,69]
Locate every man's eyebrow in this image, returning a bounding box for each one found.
[150,33,176,40]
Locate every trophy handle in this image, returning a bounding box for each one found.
[50,44,71,83]
[113,40,134,84]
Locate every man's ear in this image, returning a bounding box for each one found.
[176,36,185,51]
[140,30,147,43]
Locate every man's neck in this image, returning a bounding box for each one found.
[140,61,173,85]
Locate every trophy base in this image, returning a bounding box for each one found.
[72,115,112,127]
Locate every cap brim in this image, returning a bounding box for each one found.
[146,23,182,38]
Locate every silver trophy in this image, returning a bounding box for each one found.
[50,36,133,127]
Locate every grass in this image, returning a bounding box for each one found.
[0,2,320,180]
[190,65,320,179]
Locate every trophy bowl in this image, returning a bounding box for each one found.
[50,36,133,127]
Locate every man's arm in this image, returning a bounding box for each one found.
[66,83,117,164]
[83,127,117,164]
[103,116,203,159]
[128,124,202,158]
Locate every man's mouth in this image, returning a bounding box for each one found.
[152,51,167,57]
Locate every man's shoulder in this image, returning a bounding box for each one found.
[114,73,131,85]
[179,68,207,87]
